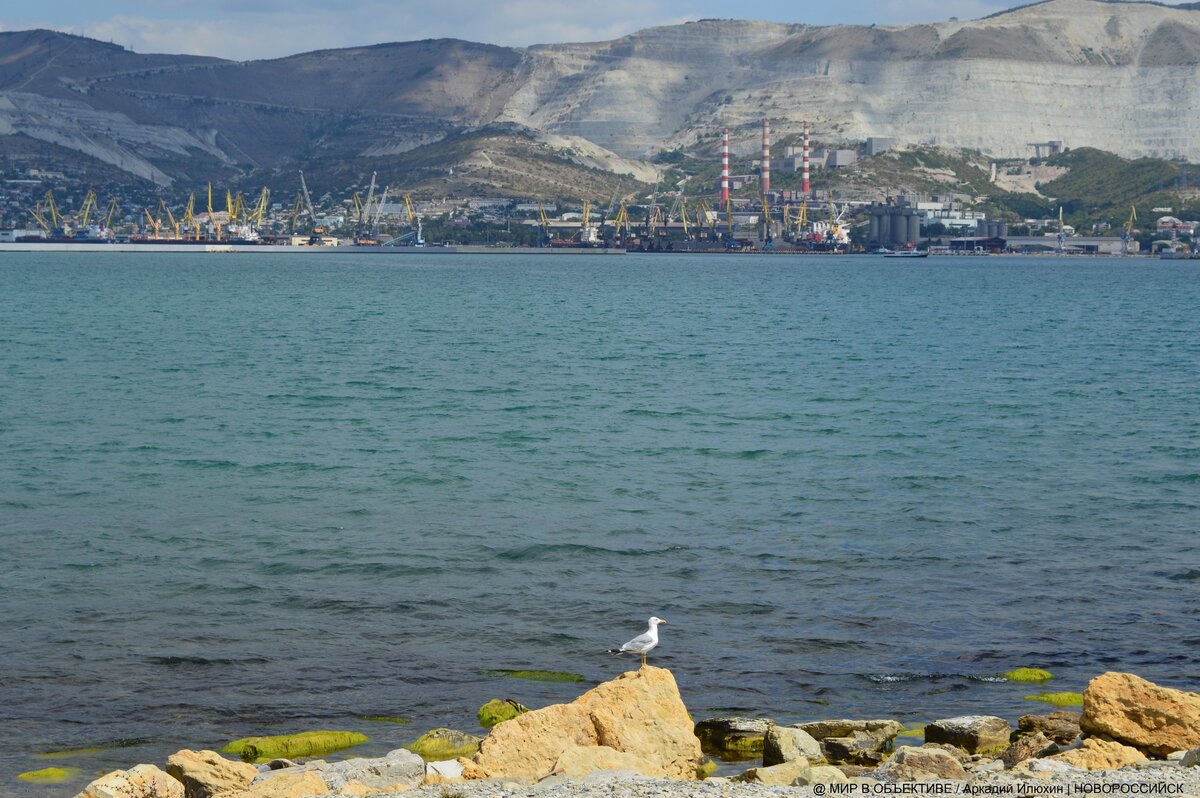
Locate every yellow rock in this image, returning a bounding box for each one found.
[166,749,259,796]
[733,759,811,786]
[551,744,659,776]
[240,771,329,798]
[340,779,401,796]
[464,665,703,780]
[75,764,184,798]
[1080,672,1200,756]
[1052,738,1148,770]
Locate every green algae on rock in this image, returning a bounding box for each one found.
[18,767,80,783]
[897,723,926,738]
[406,728,482,761]
[1004,668,1054,682]
[36,738,155,759]
[696,759,719,779]
[482,669,584,683]
[221,730,369,762]
[478,699,529,728]
[1024,692,1084,707]
[357,715,409,724]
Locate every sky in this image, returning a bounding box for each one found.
[0,0,1192,60]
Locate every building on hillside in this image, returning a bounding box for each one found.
[866,137,896,156]
[1156,216,1198,235]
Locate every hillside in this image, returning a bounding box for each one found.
[2,0,1200,196]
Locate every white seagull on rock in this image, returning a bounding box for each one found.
[608,616,667,667]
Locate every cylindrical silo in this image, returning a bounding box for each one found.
[907,211,920,244]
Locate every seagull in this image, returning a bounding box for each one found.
[608,616,667,668]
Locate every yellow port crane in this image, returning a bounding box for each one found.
[160,199,181,240]
[207,183,223,241]
[143,207,161,240]
[78,191,98,229]
[611,202,629,241]
[42,190,63,233]
[103,197,121,231]
[537,203,552,245]
[1122,205,1137,255]
[28,202,51,234]
[245,188,270,229]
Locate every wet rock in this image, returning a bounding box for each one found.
[1000,732,1057,769]
[693,717,771,759]
[407,729,482,761]
[924,716,1012,755]
[763,725,823,766]
[462,665,703,780]
[792,765,850,786]
[1017,711,1081,745]
[875,746,968,782]
[799,719,904,741]
[18,767,79,784]
[221,732,368,763]
[478,699,529,728]
[166,749,259,798]
[733,758,810,785]
[823,732,892,765]
[1080,671,1200,756]
[797,720,902,765]
[1051,738,1148,770]
[265,760,297,771]
[75,764,184,798]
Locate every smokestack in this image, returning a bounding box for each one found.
[802,121,811,197]
[762,119,771,197]
[721,128,730,206]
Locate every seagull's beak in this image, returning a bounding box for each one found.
[660,619,668,624]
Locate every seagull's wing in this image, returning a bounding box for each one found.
[620,631,655,652]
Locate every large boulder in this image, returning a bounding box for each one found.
[478,699,528,728]
[461,666,703,780]
[1182,746,1200,768]
[874,746,968,782]
[551,745,658,776]
[923,716,1012,755]
[693,717,771,759]
[763,725,823,766]
[166,750,259,798]
[1051,738,1148,771]
[1017,711,1081,745]
[75,765,185,798]
[1079,672,1200,756]
[797,720,902,765]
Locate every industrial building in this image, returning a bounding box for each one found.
[868,200,920,247]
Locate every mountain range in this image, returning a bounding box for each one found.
[1,0,1199,197]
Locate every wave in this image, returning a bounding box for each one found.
[493,542,687,561]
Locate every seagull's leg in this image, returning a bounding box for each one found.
[640,653,646,668]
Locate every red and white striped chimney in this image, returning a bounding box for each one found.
[721,128,730,206]
[762,119,771,197]
[802,121,811,197]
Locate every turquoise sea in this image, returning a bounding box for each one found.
[1,252,1198,794]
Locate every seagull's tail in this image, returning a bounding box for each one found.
[607,648,626,656]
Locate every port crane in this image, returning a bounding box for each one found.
[160,199,181,240]
[1122,206,1137,255]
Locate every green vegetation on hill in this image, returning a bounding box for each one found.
[1041,148,1188,219]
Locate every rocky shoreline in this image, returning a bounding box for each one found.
[47,669,1200,798]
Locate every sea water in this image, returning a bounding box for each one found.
[1,253,1197,793]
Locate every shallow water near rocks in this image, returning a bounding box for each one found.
[1,252,1198,795]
